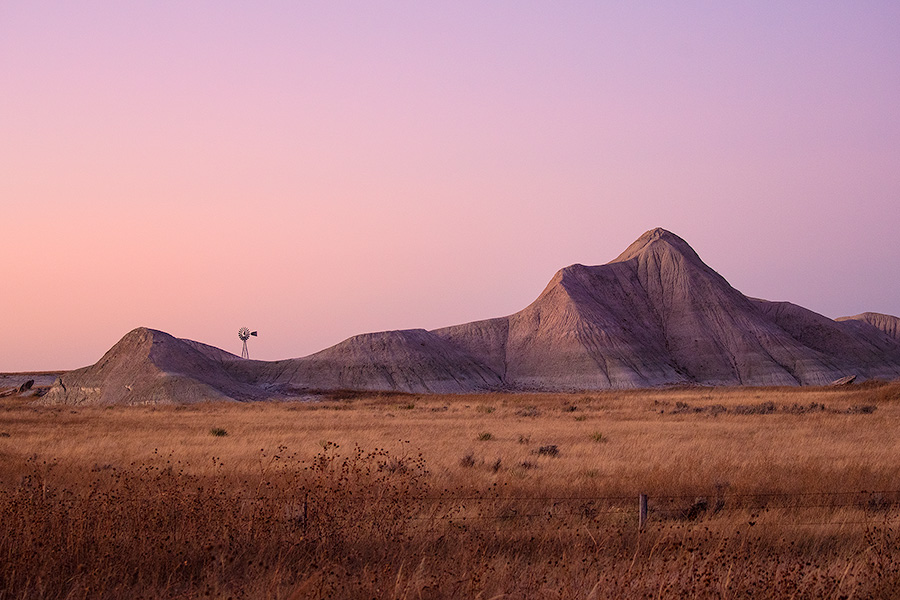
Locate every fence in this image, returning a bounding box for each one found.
[217,487,900,532]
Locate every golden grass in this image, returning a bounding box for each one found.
[2,383,900,598]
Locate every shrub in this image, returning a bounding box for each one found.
[590,432,604,443]
[516,406,540,417]
[784,402,826,414]
[459,452,476,468]
[536,445,559,457]
[733,401,776,415]
[477,432,493,441]
[209,427,228,437]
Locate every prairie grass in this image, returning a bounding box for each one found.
[2,382,900,598]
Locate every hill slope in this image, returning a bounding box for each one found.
[837,312,900,343]
[252,329,503,394]
[40,328,267,405]
[434,228,900,388]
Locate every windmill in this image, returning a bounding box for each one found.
[238,327,257,359]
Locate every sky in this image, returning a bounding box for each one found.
[2,2,899,371]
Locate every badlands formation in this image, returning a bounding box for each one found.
[41,228,900,404]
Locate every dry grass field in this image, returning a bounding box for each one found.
[3,382,900,599]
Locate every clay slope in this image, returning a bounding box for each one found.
[753,303,900,381]
[269,227,900,390]
[40,328,267,405]
[837,312,900,343]
[41,228,900,402]
[253,329,503,394]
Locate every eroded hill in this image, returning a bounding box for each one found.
[41,228,900,404]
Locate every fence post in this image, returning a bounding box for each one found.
[639,493,648,531]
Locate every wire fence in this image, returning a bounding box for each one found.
[225,488,900,529]
[11,484,900,530]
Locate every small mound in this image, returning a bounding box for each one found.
[41,328,268,405]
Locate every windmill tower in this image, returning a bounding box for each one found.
[238,327,257,359]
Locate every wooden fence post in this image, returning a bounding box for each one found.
[304,491,309,532]
[639,493,648,531]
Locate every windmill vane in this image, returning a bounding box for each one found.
[238,327,256,359]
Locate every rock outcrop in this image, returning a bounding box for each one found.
[41,228,900,403]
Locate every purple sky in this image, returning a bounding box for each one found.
[2,2,899,371]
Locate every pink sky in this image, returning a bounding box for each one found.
[2,2,899,371]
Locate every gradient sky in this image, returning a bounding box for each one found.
[2,2,899,371]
